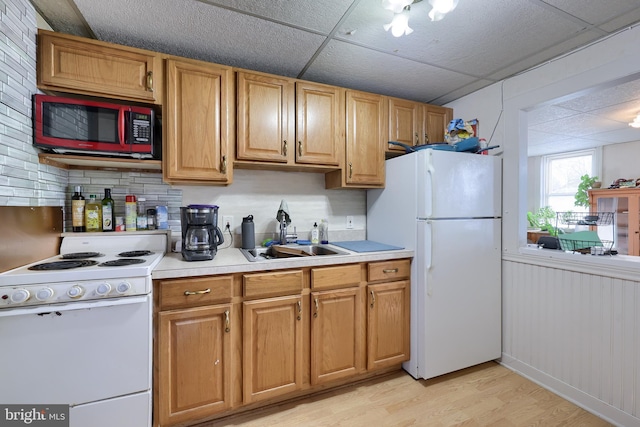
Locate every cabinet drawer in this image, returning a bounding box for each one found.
[311,264,361,290]
[368,259,410,282]
[243,270,303,299]
[158,276,233,310]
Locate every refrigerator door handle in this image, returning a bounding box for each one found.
[426,151,435,218]
[425,220,433,297]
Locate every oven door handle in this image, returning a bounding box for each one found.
[0,295,149,317]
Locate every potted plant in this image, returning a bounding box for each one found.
[527,206,558,236]
[574,174,599,208]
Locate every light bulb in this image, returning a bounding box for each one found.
[384,7,413,37]
[381,0,413,14]
[428,0,458,21]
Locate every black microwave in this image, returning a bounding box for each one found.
[33,94,160,159]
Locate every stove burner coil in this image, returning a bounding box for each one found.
[118,250,154,257]
[28,260,99,270]
[99,258,147,267]
[61,252,105,259]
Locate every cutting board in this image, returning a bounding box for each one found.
[331,240,404,253]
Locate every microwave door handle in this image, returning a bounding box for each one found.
[118,108,126,148]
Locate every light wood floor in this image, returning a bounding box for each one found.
[204,362,612,427]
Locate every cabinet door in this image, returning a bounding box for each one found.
[388,97,420,152]
[423,105,452,144]
[37,30,160,104]
[311,288,363,385]
[243,295,303,403]
[157,305,232,426]
[164,58,233,183]
[295,81,343,166]
[345,90,386,186]
[367,281,410,370]
[237,72,294,163]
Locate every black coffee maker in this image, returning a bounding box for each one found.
[180,204,224,261]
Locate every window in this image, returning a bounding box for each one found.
[542,149,600,213]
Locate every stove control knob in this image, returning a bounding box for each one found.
[35,287,54,301]
[67,285,84,299]
[96,283,112,296]
[10,289,30,304]
[116,281,131,294]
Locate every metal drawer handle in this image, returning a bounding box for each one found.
[283,140,288,156]
[298,141,302,157]
[314,298,319,318]
[349,162,353,179]
[370,290,375,308]
[297,300,302,320]
[224,310,230,333]
[184,288,211,296]
[383,268,399,273]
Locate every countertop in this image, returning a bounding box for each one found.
[152,244,414,280]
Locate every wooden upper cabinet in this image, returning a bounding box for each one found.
[423,104,453,145]
[236,71,294,163]
[37,30,162,104]
[388,97,420,153]
[295,81,343,166]
[236,72,343,169]
[326,89,386,188]
[163,58,234,184]
[388,97,453,153]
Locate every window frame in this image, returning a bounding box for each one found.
[540,147,602,212]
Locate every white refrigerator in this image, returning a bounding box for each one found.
[367,149,502,380]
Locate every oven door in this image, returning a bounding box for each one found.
[0,295,151,427]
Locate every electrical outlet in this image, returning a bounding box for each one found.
[223,215,233,231]
[346,215,354,229]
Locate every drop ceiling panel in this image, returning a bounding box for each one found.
[542,0,640,25]
[529,113,625,137]
[302,40,477,103]
[73,0,326,77]
[197,0,353,33]
[556,80,640,113]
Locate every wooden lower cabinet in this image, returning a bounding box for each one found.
[367,280,411,370]
[310,287,363,384]
[156,304,232,426]
[243,295,303,403]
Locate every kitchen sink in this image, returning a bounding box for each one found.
[240,244,350,262]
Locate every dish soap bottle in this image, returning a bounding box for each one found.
[311,222,319,244]
[85,195,102,232]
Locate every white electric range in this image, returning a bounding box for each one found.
[0,232,167,427]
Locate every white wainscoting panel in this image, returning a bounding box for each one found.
[503,259,640,427]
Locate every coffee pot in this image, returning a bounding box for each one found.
[180,205,224,261]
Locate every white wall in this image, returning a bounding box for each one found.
[446,25,640,254]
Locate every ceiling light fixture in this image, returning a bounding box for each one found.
[381,0,414,14]
[629,113,640,128]
[384,6,413,37]
[427,0,459,21]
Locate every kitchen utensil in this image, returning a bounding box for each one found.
[180,205,224,261]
